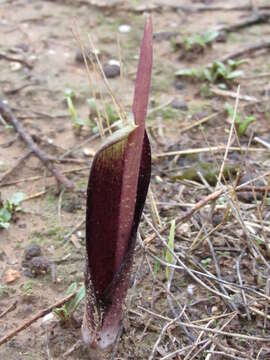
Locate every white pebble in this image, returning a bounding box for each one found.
[42,312,55,324]
[187,284,196,296]
[118,24,131,33]
[108,59,120,67]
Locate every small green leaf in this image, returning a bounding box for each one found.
[237,115,255,136]
[175,68,199,78]
[9,192,25,206]
[202,68,212,82]
[66,282,77,295]
[226,70,244,80]
[69,286,85,313]
[0,208,11,229]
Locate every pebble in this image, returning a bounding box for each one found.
[24,256,50,278]
[83,147,95,157]
[118,24,131,33]
[153,31,178,42]
[24,244,41,260]
[75,48,101,64]
[212,212,223,227]
[211,305,219,314]
[103,63,120,78]
[10,62,22,71]
[187,284,196,296]
[108,59,120,67]
[171,98,188,111]
[174,79,185,90]
[216,30,227,43]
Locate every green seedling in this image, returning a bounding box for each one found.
[175,68,200,80]
[0,284,11,297]
[54,282,85,322]
[165,219,176,280]
[87,98,120,133]
[0,192,24,229]
[64,88,86,129]
[201,257,212,268]
[184,30,219,51]
[22,280,33,295]
[204,60,245,83]
[225,103,255,136]
[175,59,246,86]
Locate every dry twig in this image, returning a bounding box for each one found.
[0,292,76,346]
[0,97,74,190]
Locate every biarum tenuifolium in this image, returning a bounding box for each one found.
[82,17,153,352]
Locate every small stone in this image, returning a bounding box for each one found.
[77,231,84,239]
[171,98,188,111]
[25,256,50,277]
[212,212,223,227]
[83,148,95,157]
[216,30,227,43]
[211,306,219,314]
[108,59,120,67]
[187,284,196,296]
[103,63,120,78]
[5,269,20,284]
[75,48,101,64]
[174,79,185,90]
[24,244,41,260]
[153,31,178,42]
[10,62,22,71]
[118,24,131,33]
[176,223,190,236]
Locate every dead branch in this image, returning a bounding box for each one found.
[219,41,270,62]
[0,150,32,183]
[0,98,74,190]
[0,292,75,346]
[144,185,269,246]
[0,51,33,70]
[167,5,270,13]
[0,301,17,319]
[219,12,270,33]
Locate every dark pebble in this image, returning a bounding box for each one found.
[24,244,41,260]
[171,98,188,111]
[75,49,91,64]
[174,79,185,90]
[216,30,227,43]
[153,31,178,42]
[24,256,50,278]
[212,212,223,227]
[103,63,120,78]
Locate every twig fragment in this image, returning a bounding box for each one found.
[0,292,76,346]
[0,98,74,190]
